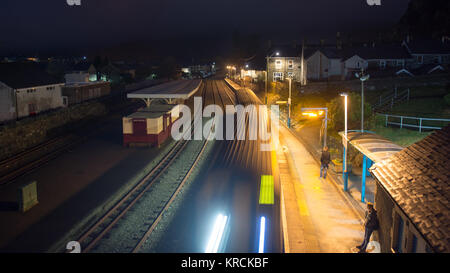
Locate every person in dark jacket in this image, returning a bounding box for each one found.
[320,146,331,179]
[357,202,379,253]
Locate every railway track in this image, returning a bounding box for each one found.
[75,82,213,253]
[0,101,139,188]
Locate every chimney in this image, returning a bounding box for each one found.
[320,39,325,47]
[267,40,272,50]
[336,32,342,50]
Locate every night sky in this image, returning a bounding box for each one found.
[1,0,411,57]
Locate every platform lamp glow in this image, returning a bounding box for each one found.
[341,92,349,191]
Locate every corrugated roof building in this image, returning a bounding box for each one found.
[370,126,450,253]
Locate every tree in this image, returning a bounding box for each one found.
[327,92,372,133]
[396,0,450,39]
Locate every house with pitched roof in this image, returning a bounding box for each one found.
[305,44,413,80]
[240,44,307,85]
[266,44,306,85]
[0,62,65,122]
[402,39,450,68]
[305,47,343,81]
[370,126,450,253]
[342,45,413,79]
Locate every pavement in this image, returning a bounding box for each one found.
[277,125,364,252]
[292,120,375,214]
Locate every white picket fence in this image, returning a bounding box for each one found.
[378,113,450,132]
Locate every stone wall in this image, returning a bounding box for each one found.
[0,101,107,161]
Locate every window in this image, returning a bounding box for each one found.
[46,86,55,91]
[275,59,282,70]
[379,60,386,69]
[287,60,294,69]
[396,60,405,67]
[287,72,294,78]
[273,72,283,82]
[395,216,404,253]
[417,55,423,64]
[411,235,418,253]
[392,212,406,253]
[434,56,442,64]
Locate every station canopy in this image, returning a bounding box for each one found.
[339,131,404,163]
[127,79,201,100]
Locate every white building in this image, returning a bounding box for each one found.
[305,47,343,81]
[0,62,65,122]
[402,38,450,68]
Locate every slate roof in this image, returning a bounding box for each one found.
[127,79,201,99]
[0,62,62,89]
[370,126,450,253]
[403,40,450,55]
[304,47,343,60]
[243,51,266,71]
[343,45,412,61]
[267,44,301,57]
[72,62,94,72]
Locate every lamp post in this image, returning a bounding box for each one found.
[264,70,268,105]
[243,64,249,88]
[265,51,280,105]
[286,77,292,128]
[340,93,349,191]
[355,68,370,132]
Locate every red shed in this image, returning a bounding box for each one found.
[123,104,180,147]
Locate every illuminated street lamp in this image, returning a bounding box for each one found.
[340,92,349,191]
[355,68,370,132]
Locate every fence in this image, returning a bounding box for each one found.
[378,113,450,132]
[373,87,410,113]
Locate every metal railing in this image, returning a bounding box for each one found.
[373,87,410,113]
[378,113,450,132]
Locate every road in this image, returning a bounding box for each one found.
[144,79,281,253]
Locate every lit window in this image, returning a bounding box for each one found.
[287,60,294,69]
[275,60,282,70]
[273,72,283,82]
[287,72,294,78]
